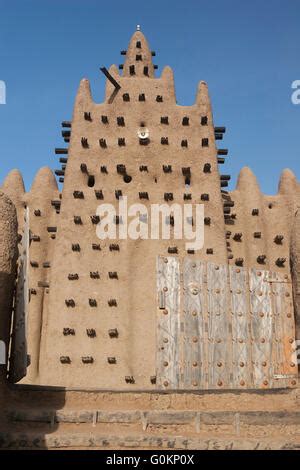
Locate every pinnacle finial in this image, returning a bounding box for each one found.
[123,29,154,77]
[136,24,141,31]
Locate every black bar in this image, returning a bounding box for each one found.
[217,149,228,155]
[62,130,71,138]
[220,174,231,180]
[214,126,226,133]
[100,67,121,90]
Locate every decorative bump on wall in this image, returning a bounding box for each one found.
[60,356,71,364]
[108,271,118,279]
[115,189,123,200]
[81,137,89,148]
[82,356,94,364]
[164,192,173,201]
[257,255,266,265]
[203,163,211,173]
[125,376,135,384]
[276,257,286,267]
[80,163,88,174]
[90,271,100,279]
[163,165,172,173]
[84,111,92,121]
[118,137,126,146]
[63,328,75,336]
[30,234,40,242]
[95,190,104,200]
[86,329,96,338]
[72,243,80,251]
[235,258,244,267]
[30,261,39,268]
[107,357,117,364]
[233,233,242,242]
[139,165,148,172]
[108,328,118,338]
[116,164,126,175]
[73,190,84,199]
[117,116,125,126]
[99,138,107,148]
[92,243,101,250]
[74,216,82,225]
[109,243,120,251]
[90,215,100,225]
[274,235,284,244]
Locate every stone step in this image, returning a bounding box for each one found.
[0,430,300,450]
[6,409,300,428]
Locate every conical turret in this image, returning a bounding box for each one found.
[122,29,155,78]
[278,168,297,195]
[29,166,58,196]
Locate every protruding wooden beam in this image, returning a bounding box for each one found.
[100,67,121,90]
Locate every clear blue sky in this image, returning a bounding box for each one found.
[0,0,299,193]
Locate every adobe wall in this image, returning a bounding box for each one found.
[37,31,228,388]
[0,29,299,390]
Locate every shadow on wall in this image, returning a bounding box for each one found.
[0,271,66,449]
[0,272,66,449]
[0,374,66,450]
